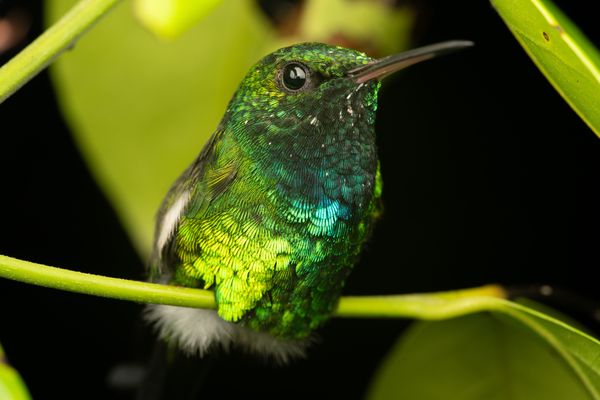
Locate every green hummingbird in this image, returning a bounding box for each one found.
[146,40,472,362]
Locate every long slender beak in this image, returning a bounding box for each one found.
[347,40,474,84]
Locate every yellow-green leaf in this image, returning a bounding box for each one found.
[368,300,600,400]
[491,0,600,138]
[298,0,415,56]
[46,0,274,255]
[0,343,31,400]
[133,0,223,39]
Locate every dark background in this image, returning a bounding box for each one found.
[1,0,599,399]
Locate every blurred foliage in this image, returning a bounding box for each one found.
[0,342,31,400]
[294,0,413,57]
[492,0,600,137]
[133,0,223,39]
[46,0,415,256]
[133,0,414,54]
[369,311,600,400]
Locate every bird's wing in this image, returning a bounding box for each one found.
[149,128,239,279]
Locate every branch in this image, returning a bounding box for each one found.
[0,0,123,103]
[0,254,506,318]
[0,254,215,308]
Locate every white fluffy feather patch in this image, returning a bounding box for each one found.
[145,304,308,364]
[155,191,190,255]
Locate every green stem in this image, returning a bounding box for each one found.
[0,0,123,103]
[0,254,506,318]
[0,254,215,308]
[336,285,507,318]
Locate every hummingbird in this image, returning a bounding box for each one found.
[145,40,472,362]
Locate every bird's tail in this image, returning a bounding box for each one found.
[136,339,214,400]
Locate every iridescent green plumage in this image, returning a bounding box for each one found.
[152,43,381,339]
[148,41,472,354]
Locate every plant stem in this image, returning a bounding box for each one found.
[0,254,216,308]
[0,0,123,103]
[336,285,507,318]
[0,254,507,317]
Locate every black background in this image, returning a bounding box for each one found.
[1,0,599,399]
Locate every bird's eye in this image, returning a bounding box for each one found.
[281,63,309,91]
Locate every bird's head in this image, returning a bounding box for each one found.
[224,40,472,133]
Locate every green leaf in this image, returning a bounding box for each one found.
[298,0,415,56]
[0,343,31,400]
[368,301,600,400]
[491,0,600,138]
[46,0,274,255]
[133,0,223,39]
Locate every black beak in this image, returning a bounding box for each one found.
[347,40,474,83]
